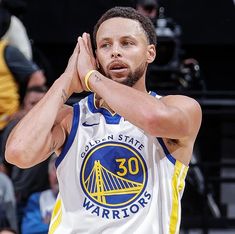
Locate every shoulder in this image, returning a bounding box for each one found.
[161,94,202,129]
[161,94,201,109]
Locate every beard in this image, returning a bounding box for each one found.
[98,61,147,87]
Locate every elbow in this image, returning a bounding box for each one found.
[5,144,33,168]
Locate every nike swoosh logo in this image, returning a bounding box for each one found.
[82,121,99,127]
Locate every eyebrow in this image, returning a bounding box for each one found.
[99,35,137,42]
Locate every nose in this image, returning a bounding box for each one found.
[111,44,122,58]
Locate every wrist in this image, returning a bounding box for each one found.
[84,70,96,92]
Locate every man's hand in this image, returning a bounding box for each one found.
[63,41,84,93]
[77,33,96,91]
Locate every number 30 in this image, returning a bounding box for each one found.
[116,157,139,176]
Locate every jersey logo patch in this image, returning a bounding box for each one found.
[82,121,99,127]
[80,142,147,208]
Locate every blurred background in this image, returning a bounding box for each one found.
[1,0,235,233]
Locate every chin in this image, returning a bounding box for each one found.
[112,76,128,83]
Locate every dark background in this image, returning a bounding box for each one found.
[21,0,235,90]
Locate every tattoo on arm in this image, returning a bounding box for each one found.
[94,74,102,82]
[61,89,68,103]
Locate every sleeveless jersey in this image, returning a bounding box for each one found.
[49,92,188,234]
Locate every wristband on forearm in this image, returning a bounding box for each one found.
[84,70,96,92]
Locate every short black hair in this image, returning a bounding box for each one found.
[93,6,157,49]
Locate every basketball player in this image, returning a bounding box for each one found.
[5,7,202,234]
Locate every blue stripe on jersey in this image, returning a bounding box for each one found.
[55,103,80,168]
[151,91,176,165]
[157,137,176,165]
[87,93,121,124]
[150,91,157,97]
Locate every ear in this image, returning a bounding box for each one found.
[146,44,156,64]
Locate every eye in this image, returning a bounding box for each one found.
[100,42,111,49]
[122,40,134,47]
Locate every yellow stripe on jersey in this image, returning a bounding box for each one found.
[169,160,188,234]
[49,198,62,234]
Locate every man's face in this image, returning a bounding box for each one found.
[96,17,155,87]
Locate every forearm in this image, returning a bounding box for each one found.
[6,74,72,167]
[88,71,166,132]
[87,71,192,138]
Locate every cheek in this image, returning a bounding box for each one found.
[97,53,108,69]
[130,52,147,68]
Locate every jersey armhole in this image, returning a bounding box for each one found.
[157,137,176,165]
[55,103,80,168]
[157,137,189,168]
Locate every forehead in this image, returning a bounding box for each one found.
[96,17,147,42]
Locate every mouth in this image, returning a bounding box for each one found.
[108,61,129,74]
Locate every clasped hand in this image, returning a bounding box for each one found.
[64,32,96,93]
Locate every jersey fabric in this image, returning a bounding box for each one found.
[49,92,188,234]
[0,40,19,130]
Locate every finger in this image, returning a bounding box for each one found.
[73,41,80,56]
[68,41,79,63]
[78,36,88,55]
[82,33,90,54]
[87,33,95,58]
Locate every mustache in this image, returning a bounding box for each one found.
[107,60,129,70]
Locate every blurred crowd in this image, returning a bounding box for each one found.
[0,0,57,233]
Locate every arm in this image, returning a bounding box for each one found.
[77,34,202,140]
[5,42,83,168]
[89,72,201,138]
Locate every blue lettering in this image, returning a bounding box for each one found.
[121,208,130,218]
[124,135,130,141]
[83,198,94,210]
[112,210,120,219]
[138,198,148,208]
[108,135,114,140]
[91,206,100,216]
[89,141,95,147]
[134,139,140,146]
[128,137,134,144]
[138,144,144,151]
[102,209,110,219]
[118,134,123,141]
[144,191,151,200]
[85,145,89,152]
[130,204,139,214]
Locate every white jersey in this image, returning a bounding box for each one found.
[49,92,188,234]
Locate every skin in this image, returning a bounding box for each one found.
[0,231,16,234]
[5,17,201,168]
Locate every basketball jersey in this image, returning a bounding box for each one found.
[49,92,188,234]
